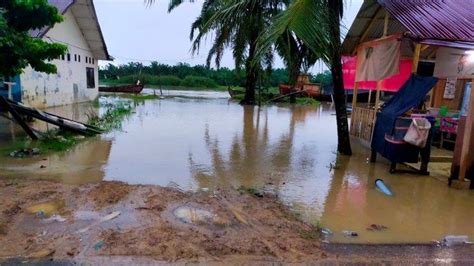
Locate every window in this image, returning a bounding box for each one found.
[86,67,95,88]
[67,53,71,61]
[92,58,95,64]
[86,57,89,64]
[74,54,77,61]
[60,54,65,60]
[78,55,81,62]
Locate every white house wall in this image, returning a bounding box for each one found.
[21,9,99,108]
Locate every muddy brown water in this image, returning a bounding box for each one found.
[1,89,473,244]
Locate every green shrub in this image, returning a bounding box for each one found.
[118,74,182,86]
[153,75,182,86]
[115,74,218,88]
[180,76,218,88]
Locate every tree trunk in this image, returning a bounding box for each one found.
[328,0,352,155]
[240,64,257,105]
[288,61,300,104]
[241,45,258,104]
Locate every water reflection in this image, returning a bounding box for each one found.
[1,92,473,243]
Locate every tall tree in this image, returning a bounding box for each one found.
[256,0,352,155]
[0,0,67,78]
[326,0,352,155]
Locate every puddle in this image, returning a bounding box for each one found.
[26,200,65,218]
[1,89,474,243]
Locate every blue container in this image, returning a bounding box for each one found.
[375,179,393,196]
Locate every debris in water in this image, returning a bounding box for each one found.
[366,224,388,231]
[93,240,105,251]
[342,230,359,237]
[28,248,55,258]
[442,235,469,247]
[201,187,209,192]
[9,148,40,158]
[321,228,333,236]
[375,179,393,196]
[40,165,47,169]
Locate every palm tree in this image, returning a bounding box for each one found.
[256,0,352,155]
[188,0,289,104]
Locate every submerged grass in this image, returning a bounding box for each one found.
[87,99,133,132]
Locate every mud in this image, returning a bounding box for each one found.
[0,178,325,263]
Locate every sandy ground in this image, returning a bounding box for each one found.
[1,178,473,265]
[0,178,324,263]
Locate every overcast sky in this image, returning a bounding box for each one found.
[95,0,363,73]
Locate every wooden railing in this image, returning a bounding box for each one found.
[350,106,376,143]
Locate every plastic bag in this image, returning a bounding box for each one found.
[403,118,431,148]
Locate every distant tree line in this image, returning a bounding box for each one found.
[99,62,331,89]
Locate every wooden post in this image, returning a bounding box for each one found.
[0,96,38,140]
[368,90,372,107]
[459,79,474,180]
[359,7,382,46]
[412,43,421,73]
[4,82,16,100]
[383,11,389,36]
[375,81,382,110]
[352,82,359,108]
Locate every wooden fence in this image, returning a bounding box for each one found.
[350,106,376,143]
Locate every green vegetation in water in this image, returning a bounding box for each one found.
[88,100,133,132]
[230,93,320,106]
[110,93,162,101]
[3,99,134,157]
[3,130,82,156]
[294,98,320,106]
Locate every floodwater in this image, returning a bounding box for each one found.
[1,89,474,244]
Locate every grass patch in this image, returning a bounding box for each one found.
[101,75,224,91]
[88,100,133,132]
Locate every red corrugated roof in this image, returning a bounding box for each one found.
[379,0,474,42]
